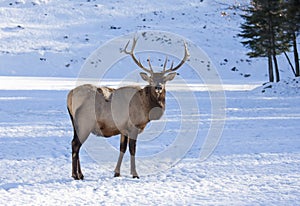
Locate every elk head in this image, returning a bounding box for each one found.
[123,37,190,97]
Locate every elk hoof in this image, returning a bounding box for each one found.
[133,175,140,179]
[72,174,84,180]
[114,172,121,177]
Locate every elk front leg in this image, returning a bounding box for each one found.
[114,134,128,177]
[129,138,139,179]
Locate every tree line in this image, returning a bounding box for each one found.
[239,0,300,82]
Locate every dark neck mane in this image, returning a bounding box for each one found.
[143,85,165,108]
[142,85,166,120]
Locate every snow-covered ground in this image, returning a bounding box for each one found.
[0,0,300,205]
[0,79,299,205]
[1,0,281,81]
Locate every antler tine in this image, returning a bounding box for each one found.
[122,37,153,74]
[123,40,131,54]
[164,41,190,73]
[163,56,168,72]
[170,61,174,70]
[147,57,154,73]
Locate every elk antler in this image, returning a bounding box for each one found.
[123,38,153,74]
[163,42,190,74]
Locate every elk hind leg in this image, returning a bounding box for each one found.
[68,108,84,180]
[72,126,91,180]
[71,135,84,180]
[72,102,97,180]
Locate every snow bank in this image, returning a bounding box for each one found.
[252,77,300,96]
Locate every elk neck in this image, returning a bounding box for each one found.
[143,85,166,110]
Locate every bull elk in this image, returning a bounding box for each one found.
[67,38,189,180]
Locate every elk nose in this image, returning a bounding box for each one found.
[155,85,163,94]
[155,85,162,91]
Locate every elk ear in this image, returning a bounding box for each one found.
[140,72,151,83]
[164,72,177,82]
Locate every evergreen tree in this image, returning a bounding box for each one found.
[284,0,300,76]
[239,0,291,82]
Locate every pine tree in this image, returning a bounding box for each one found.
[284,0,300,76]
[239,0,291,82]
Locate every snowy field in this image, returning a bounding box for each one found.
[1,0,300,205]
[0,78,299,205]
